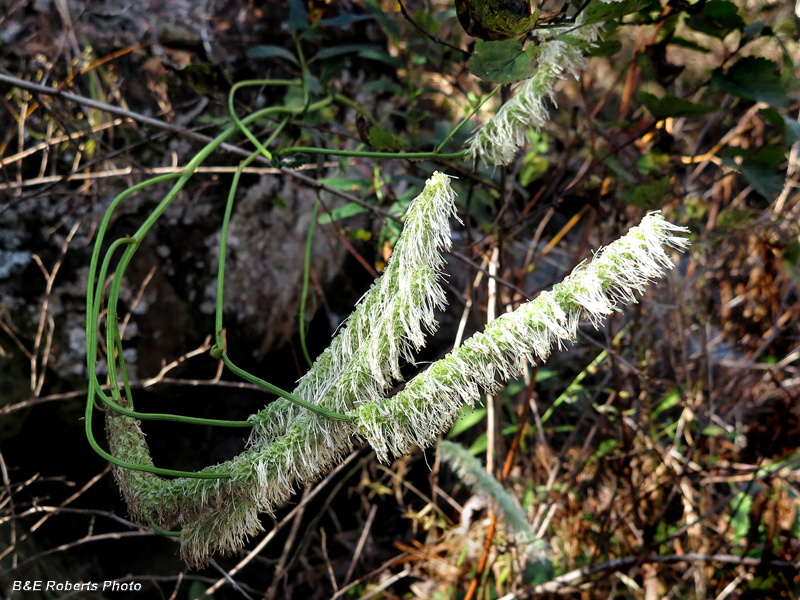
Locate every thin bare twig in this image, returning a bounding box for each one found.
[201,449,363,597]
[498,553,799,598]
[344,503,378,585]
[0,72,270,163]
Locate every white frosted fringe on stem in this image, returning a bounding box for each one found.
[355,212,690,461]
[467,23,601,166]
[115,172,458,566]
[111,204,688,568]
[247,171,458,446]
[439,440,549,567]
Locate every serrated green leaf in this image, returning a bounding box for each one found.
[638,92,718,119]
[247,45,299,64]
[626,176,672,209]
[686,0,744,39]
[711,57,789,108]
[469,39,537,84]
[586,39,623,57]
[580,0,650,26]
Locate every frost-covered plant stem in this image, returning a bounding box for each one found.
[108,175,688,567]
[355,213,689,460]
[467,7,617,166]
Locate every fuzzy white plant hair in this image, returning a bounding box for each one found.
[439,440,550,570]
[108,174,689,567]
[106,172,460,567]
[246,171,458,446]
[467,0,627,166]
[355,212,690,461]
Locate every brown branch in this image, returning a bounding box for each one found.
[0,71,270,163]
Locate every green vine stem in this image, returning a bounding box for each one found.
[87,101,332,479]
[299,199,320,368]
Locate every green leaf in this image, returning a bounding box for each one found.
[719,146,786,199]
[469,39,538,85]
[357,49,402,69]
[728,492,753,544]
[784,116,800,144]
[750,144,787,168]
[413,8,442,35]
[318,203,369,224]
[638,92,718,120]
[711,57,789,108]
[743,20,772,41]
[636,151,670,175]
[668,36,710,53]
[686,0,745,39]
[317,13,375,27]
[468,426,517,455]
[188,581,214,600]
[275,152,312,168]
[586,39,623,57]
[368,127,403,152]
[627,176,672,209]
[580,0,650,26]
[317,177,369,191]
[315,43,383,59]
[739,161,785,198]
[364,0,400,36]
[652,389,681,421]
[448,407,487,438]
[247,45,299,64]
[288,0,309,31]
[363,79,404,95]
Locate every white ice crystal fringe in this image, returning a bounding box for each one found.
[356,213,690,462]
[132,172,457,566]
[467,22,603,166]
[439,440,549,566]
[113,205,688,568]
[247,172,459,447]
